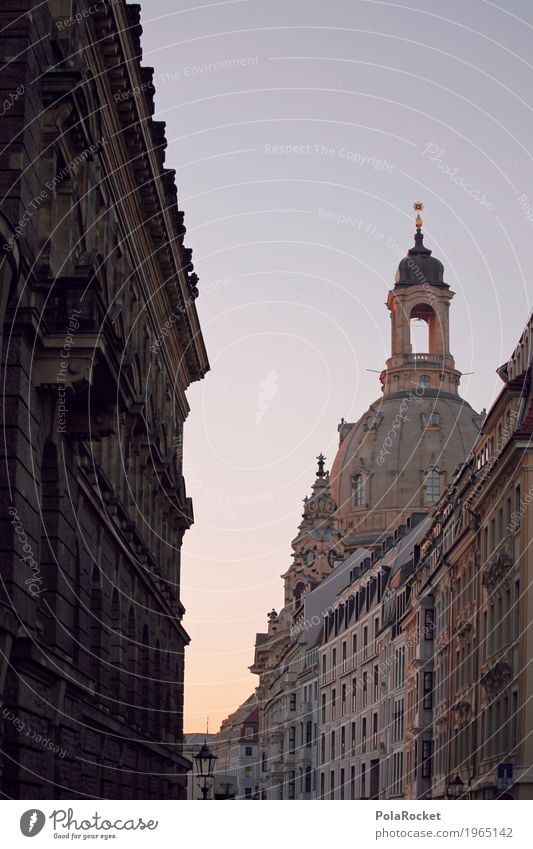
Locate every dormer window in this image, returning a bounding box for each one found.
[364,412,383,432]
[424,469,442,504]
[422,409,440,428]
[352,473,365,507]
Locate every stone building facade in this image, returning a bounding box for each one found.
[213,695,260,799]
[409,314,533,800]
[0,1,208,798]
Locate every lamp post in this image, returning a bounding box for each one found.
[446,775,465,799]
[193,740,217,800]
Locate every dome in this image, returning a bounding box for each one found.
[330,389,481,551]
[396,228,446,286]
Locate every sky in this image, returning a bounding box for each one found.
[138,0,533,731]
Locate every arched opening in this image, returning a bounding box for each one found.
[293,582,306,606]
[410,303,437,354]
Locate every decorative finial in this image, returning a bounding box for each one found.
[413,201,424,231]
[316,453,326,478]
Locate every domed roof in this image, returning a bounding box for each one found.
[396,228,446,286]
[330,389,481,550]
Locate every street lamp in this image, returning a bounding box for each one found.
[194,740,217,800]
[446,775,465,799]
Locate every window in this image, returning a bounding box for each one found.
[424,608,434,639]
[244,787,252,799]
[245,726,253,738]
[321,734,326,765]
[352,677,357,712]
[321,693,326,723]
[423,672,433,709]
[342,640,347,672]
[244,767,252,778]
[320,772,325,799]
[393,698,404,742]
[363,626,368,659]
[423,409,439,427]
[372,712,378,750]
[331,729,336,760]
[289,726,296,754]
[353,473,364,507]
[245,746,253,757]
[362,672,368,707]
[331,688,336,720]
[511,690,518,748]
[332,647,337,674]
[395,646,405,687]
[362,717,367,753]
[514,580,520,639]
[421,740,432,779]
[350,766,356,799]
[424,469,441,503]
[340,768,345,800]
[515,485,521,529]
[352,633,357,660]
[418,374,430,389]
[288,771,295,800]
[373,666,379,702]
[351,721,356,755]
[306,720,312,747]
[305,765,312,793]
[341,683,347,716]
[289,692,296,712]
[330,771,335,800]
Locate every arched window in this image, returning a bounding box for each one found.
[352,474,364,507]
[424,469,441,504]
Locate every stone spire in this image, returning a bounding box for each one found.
[281,455,341,606]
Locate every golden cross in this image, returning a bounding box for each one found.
[413,201,424,230]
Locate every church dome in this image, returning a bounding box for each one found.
[396,228,446,286]
[330,390,481,551]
